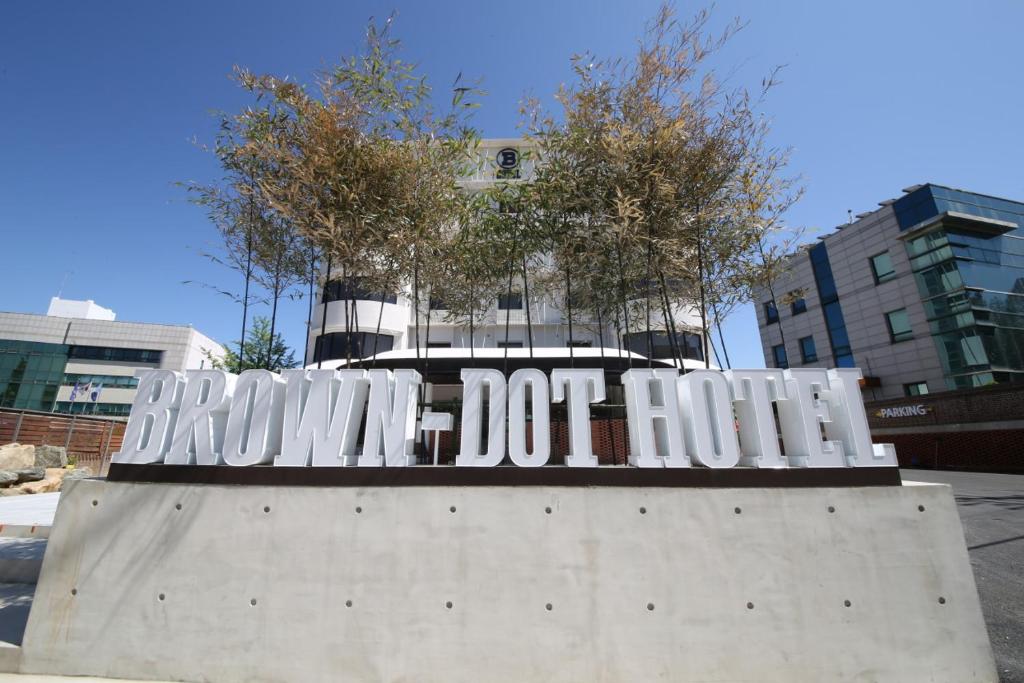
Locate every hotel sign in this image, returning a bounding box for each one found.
[112,367,897,470]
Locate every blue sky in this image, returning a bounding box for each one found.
[1,1,1022,367]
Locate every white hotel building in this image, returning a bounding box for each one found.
[305,139,708,371]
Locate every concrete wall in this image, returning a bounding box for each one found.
[19,479,996,682]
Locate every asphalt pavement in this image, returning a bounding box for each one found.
[902,468,1024,683]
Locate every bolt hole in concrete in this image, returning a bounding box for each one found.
[828,506,836,513]
[918,505,926,512]
[844,600,851,607]
[355,506,362,514]
[158,594,165,602]
[91,500,98,507]
[647,603,655,611]
[639,507,647,514]
[263,506,270,513]
[545,603,553,611]
[445,601,453,609]
[250,599,258,607]
[746,602,754,610]
[345,600,352,608]
[70,588,77,596]
[449,506,456,513]
[734,507,742,515]
[545,506,552,514]
[938,597,946,605]
[175,503,182,511]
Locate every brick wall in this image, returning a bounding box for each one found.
[866,383,1024,473]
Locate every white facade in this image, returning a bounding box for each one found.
[46,297,116,321]
[304,139,707,368]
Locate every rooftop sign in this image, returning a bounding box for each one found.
[111,367,896,470]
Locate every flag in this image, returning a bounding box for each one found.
[90,383,103,402]
[69,382,81,402]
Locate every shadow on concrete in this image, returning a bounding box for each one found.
[0,584,34,646]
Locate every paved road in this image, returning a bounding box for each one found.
[902,469,1024,683]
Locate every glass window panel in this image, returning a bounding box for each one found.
[885,309,913,343]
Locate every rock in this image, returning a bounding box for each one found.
[64,467,94,481]
[0,471,18,488]
[0,488,25,497]
[13,468,44,484]
[19,470,66,495]
[0,444,35,470]
[34,445,67,468]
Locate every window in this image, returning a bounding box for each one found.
[323,277,397,304]
[623,331,703,361]
[497,341,523,348]
[772,344,789,369]
[763,300,779,324]
[312,332,394,363]
[426,342,451,348]
[428,297,447,311]
[567,340,592,348]
[68,345,163,364]
[885,309,914,343]
[62,374,139,389]
[870,252,897,284]
[790,297,807,315]
[904,382,929,397]
[799,336,817,363]
[497,291,523,310]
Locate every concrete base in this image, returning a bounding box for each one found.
[16,478,996,682]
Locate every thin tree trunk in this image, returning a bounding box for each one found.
[342,266,352,367]
[596,304,616,466]
[711,301,732,369]
[316,256,332,370]
[303,246,315,367]
[267,287,280,370]
[695,218,710,370]
[370,284,386,370]
[644,226,655,368]
[502,232,518,379]
[615,242,632,359]
[469,291,475,367]
[522,254,534,359]
[564,267,575,369]
[657,269,684,370]
[756,238,788,353]
[239,219,254,374]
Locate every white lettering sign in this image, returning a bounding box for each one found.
[112,367,897,469]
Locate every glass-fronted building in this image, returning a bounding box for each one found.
[0,299,225,416]
[756,184,1024,398]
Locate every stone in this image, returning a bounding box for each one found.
[13,468,45,483]
[0,471,18,488]
[64,467,94,481]
[20,470,66,495]
[0,488,25,497]
[0,444,35,471]
[34,445,67,468]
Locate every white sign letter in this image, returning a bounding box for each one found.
[725,369,788,468]
[112,369,183,464]
[456,369,507,467]
[223,369,286,466]
[166,370,235,465]
[551,369,604,467]
[677,370,741,468]
[358,369,421,467]
[621,369,689,468]
[508,368,550,467]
